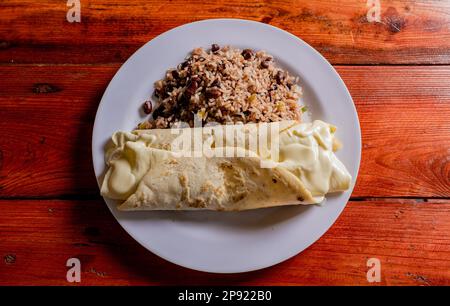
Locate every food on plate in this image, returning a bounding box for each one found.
[101,120,351,211]
[138,45,303,129]
[100,45,351,211]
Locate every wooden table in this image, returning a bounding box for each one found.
[1,0,449,286]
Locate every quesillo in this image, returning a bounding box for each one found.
[101,120,352,211]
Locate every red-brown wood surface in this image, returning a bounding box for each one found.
[0,0,449,286]
[2,0,450,64]
[1,199,450,285]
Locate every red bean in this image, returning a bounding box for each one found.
[206,88,222,99]
[171,70,179,79]
[185,79,198,96]
[211,44,220,53]
[276,71,285,84]
[242,49,253,60]
[143,101,153,114]
[210,79,221,87]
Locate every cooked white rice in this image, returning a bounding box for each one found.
[139,45,303,129]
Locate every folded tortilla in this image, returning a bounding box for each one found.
[101,120,352,211]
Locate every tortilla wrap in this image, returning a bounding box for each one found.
[100,120,352,211]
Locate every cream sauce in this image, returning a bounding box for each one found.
[101,120,351,204]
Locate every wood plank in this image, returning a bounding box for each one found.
[1,0,450,64]
[336,66,450,197]
[0,65,112,197]
[1,65,449,197]
[1,199,449,285]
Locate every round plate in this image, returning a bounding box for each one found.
[92,19,361,273]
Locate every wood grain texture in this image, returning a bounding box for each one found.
[1,0,449,287]
[0,65,110,197]
[1,199,449,285]
[2,0,450,64]
[336,66,450,197]
[0,65,449,197]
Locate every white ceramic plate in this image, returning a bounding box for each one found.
[92,19,361,273]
